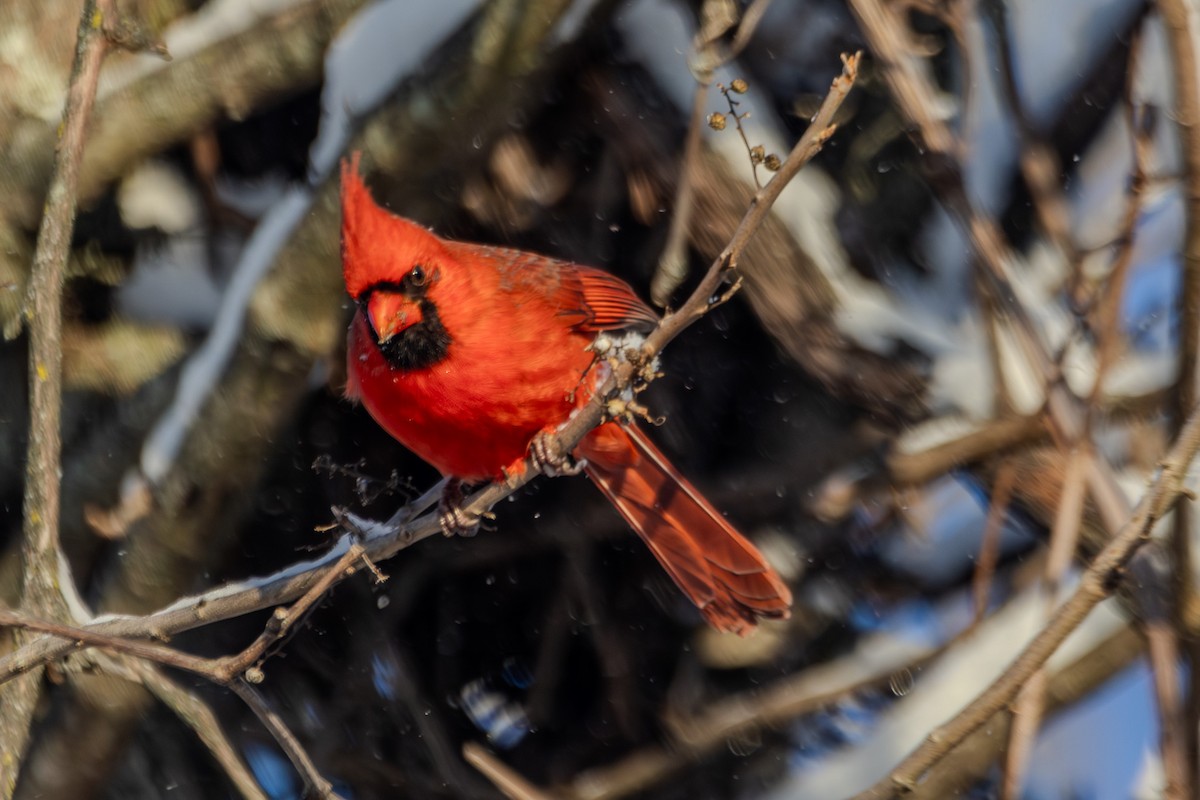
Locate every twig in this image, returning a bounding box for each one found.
[229,679,345,800]
[1103,23,1190,797]
[0,0,115,794]
[0,542,370,796]
[1000,446,1087,799]
[1086,26,1150,415]
[568,626,940,800]
[972,458,1015,624]
[650,0,777,305]
[909,622,1144,798]
[651,0,735,306]
[974,268,1015,416]
[981,0,1076,267]
[1160,0,1200,423]
[464,742,557,800]
[651,80,708,307]
[97,653,269,800]
[849,403,1200,799]
[886,414,1046,486]
[0,542,368,684]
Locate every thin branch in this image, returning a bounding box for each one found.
[886,414,1046,486]
[972,458,1015,624]
[909,622,1144,798]
[651,0,733,306]
[844,5,1196,792]
[463,742,557,800]
[229,679,345,800]
[1159,0,1200,420]
[651,80,708,306]
[0,543,368,685]
[981,0,1076,267]
[567,628,940,800]
[1102,23,1191,797]
[651,0,777,305]
[1086,28,1150,416]
[97,653,269,800]
[0,543,372,796]
[1000,446,1088,799]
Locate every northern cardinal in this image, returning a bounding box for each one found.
[340,154,791,634]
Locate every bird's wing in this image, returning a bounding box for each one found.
[450,242,660,332]
[554,262,659,332]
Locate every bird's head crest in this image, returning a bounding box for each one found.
[340,153,446,299]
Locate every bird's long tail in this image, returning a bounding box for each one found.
[578,424,792,635]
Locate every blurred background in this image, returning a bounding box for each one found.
[0,0,1190,797]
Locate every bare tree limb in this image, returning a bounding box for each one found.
[0,0,114,792]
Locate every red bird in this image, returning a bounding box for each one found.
[340,155,791,634]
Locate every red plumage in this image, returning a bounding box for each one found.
[341,154,791,634]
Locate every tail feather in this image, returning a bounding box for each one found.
[579,424,792,635]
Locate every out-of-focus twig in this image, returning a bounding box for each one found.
[887,415,1046,485]
[568,625,940,800]
[651,0,774,305]
[981,1,1076,269]
[1000,447,1088,799]
[846,0,1198,793]
[464,742,556,800]
[972,458,1015,624]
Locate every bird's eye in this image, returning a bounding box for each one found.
[408,265,427,287]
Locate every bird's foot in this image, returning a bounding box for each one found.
[438,479,485,537]
[530,431,586,477]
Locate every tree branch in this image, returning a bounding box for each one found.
[1,0,114,793]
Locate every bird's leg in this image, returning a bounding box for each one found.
[530,430,586,477]
[438,478,483,537]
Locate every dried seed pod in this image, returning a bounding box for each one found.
[708,112,727,131]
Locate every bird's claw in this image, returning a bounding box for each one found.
[438,479,486,537]
[530,432,585,477]
[439,504,482,537]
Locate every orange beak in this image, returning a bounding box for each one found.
[366,293,424,343]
